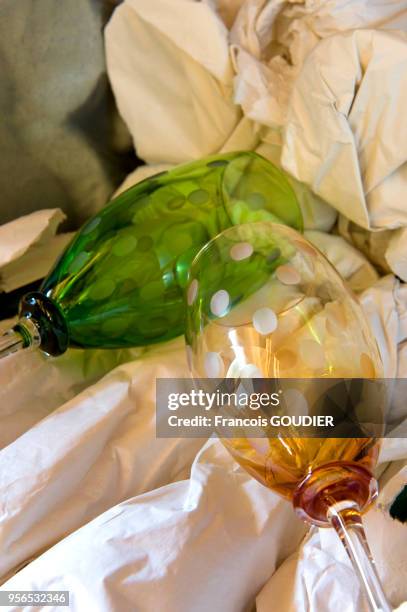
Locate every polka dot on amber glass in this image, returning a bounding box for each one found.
[299,339,325,369]
[204,352,224,377]
[275,348,297,370]
[252,307,278,335]
[276,264,301,285]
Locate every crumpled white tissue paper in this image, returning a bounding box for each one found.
[0,337,205,583]
[1,270,406,610]
[1,439,307,612]
[281,29,407,231]
[104,0,339,232]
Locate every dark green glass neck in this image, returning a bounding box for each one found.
[13,292,70,357]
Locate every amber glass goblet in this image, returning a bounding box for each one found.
[185,222,390,612]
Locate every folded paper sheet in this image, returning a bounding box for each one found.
[105,0,407,265]
[0,209,72,292]
[2,440,307,612]
[104,0,339,233]
[281,29,407,231]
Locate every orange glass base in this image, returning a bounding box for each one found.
[293,462,378,526]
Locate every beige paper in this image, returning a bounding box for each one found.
[0,209,71,292]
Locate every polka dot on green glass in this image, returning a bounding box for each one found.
[137,236,154,252]
[117,260,137,280]
[84,240,96,253]
[90,278,116,300]
[207,159,228,168]
[247,192,266,209]
[129,290,142,307]
[140,280,165,301]
[188,189,210,205]
[167,196,186,210]
[137,195,152,207]
[120,278,138,294]
[143,316,168,336]
[68,251,90,274]
[82,217,101,235]
[267,248,281,264]
[112,235,138,257]
[173,233,193,254]
[131,196,151,223]
[101,317,128,337]
[122,255,160,286]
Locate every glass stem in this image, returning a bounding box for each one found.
[0,319,41,360]
[328,500,392,612]
[0,329,25,359]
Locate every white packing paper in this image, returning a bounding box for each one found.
[0,338,204,583]
[257,496,407,612]
[1,440,307,612]
[0,273,406,610]
[281,29,407,231]
[0,209,72,292]
[104,0,337,232]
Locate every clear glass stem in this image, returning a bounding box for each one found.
[0,319,41,360]
[328,501,392,612]
[0,329,25,359]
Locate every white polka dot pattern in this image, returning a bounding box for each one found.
[230,242,254,261]
[210,290,230,317]
[252,307,277,335]
[299,339,325,369]
[187,279,199,306]
[276,264,301,285]
[204,352,224,377]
